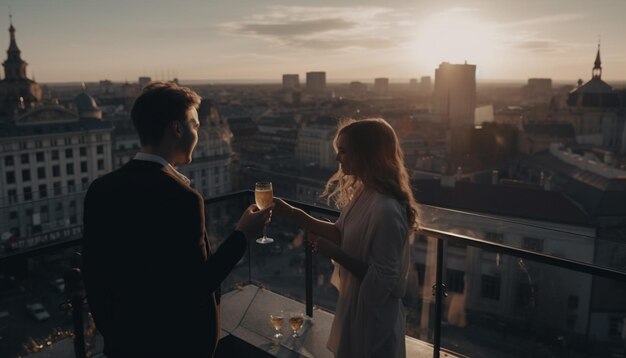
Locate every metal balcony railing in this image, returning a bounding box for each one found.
[1,190,626,357]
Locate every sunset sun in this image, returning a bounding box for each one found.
[411,9,502,74]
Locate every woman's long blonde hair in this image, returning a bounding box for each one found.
[322,118,419,232]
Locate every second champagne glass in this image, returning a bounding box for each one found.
[254,181,274,244]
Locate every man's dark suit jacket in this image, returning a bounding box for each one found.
[81,159,247,357]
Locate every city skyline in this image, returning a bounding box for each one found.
[1,0,626,83]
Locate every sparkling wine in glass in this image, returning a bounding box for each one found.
[270,312,284,341]
[288,312,304,338]
[255,181,274,244]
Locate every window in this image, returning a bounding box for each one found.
[22,169,31,182]
[97,145,104,154]
[446,269,465,293]
[6,171,15,184]
[36,151,44,162]
[80,147,87,156]
[80,161,88,173]
[65,138,72,145]
[68,180,75,193]
[51,150,59,160]
[66,163,74,175]
[609,316,625,338]
[9,211,18,220]
[97,159,105,170]
[4,156,14,166]
[69,200,76,208]
[37,167,46,179]
[81,177,89,189]
[65,148,73,158]
[522,237,544,252]
[53,165,60,177]
[24,187,33,201]
[53,182,62,195]
[39,184,47,198]
[21,153,29,164]
[481,275,501,300]
[35,140,43,148]
[8,189,17,203]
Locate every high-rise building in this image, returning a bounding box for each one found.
[432,62,476,161]
[306,72,326,93]
[419,76,432,94]
[282,74,300,91]
[374,78,389,95]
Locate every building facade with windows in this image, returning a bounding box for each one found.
[0,21,113,252]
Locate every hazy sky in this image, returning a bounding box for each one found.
[1,0,626,83]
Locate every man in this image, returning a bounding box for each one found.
[81,82,270,357]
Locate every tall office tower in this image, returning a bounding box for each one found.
[409,78,419,91]
[432,62,476,162]
[374,78,389,95]
[282,74,300,90]
[419,76,433,94]
[306,71,326,93]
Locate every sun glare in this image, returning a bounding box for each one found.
[410,9,502,74]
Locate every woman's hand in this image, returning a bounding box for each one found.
[310,235,341,260]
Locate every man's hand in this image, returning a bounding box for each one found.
[235,204,274,239]
[272,198,294,218]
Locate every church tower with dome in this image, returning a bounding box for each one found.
[565,44,626,153]
[0,16,42,118]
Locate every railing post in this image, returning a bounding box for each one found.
[304,229,313,317]
[64,267,86,358]
[433,238,444,358]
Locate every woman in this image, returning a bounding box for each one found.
[274,118,419,357]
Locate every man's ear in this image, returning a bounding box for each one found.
[172,120,182,138]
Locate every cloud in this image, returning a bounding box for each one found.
[219,6,400,51]
[500,13,585,28]
[234,18,355,37]
[497,14,586,54]
[515,39,561,53]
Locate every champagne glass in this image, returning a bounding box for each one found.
[270,312,284,341]
[255,181,274,244]
[288,312,304,338]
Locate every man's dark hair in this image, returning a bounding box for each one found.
[130,81,201,146]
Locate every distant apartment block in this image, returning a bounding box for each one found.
[374,77,389,95]
[420,76,433,94]
[522,78,552,104]
[306,71,326,93]
[0,110,114,251]
[282,74,300,91]
[296,123,337,170]
[138,76,152,89]
[178,100,233,198]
